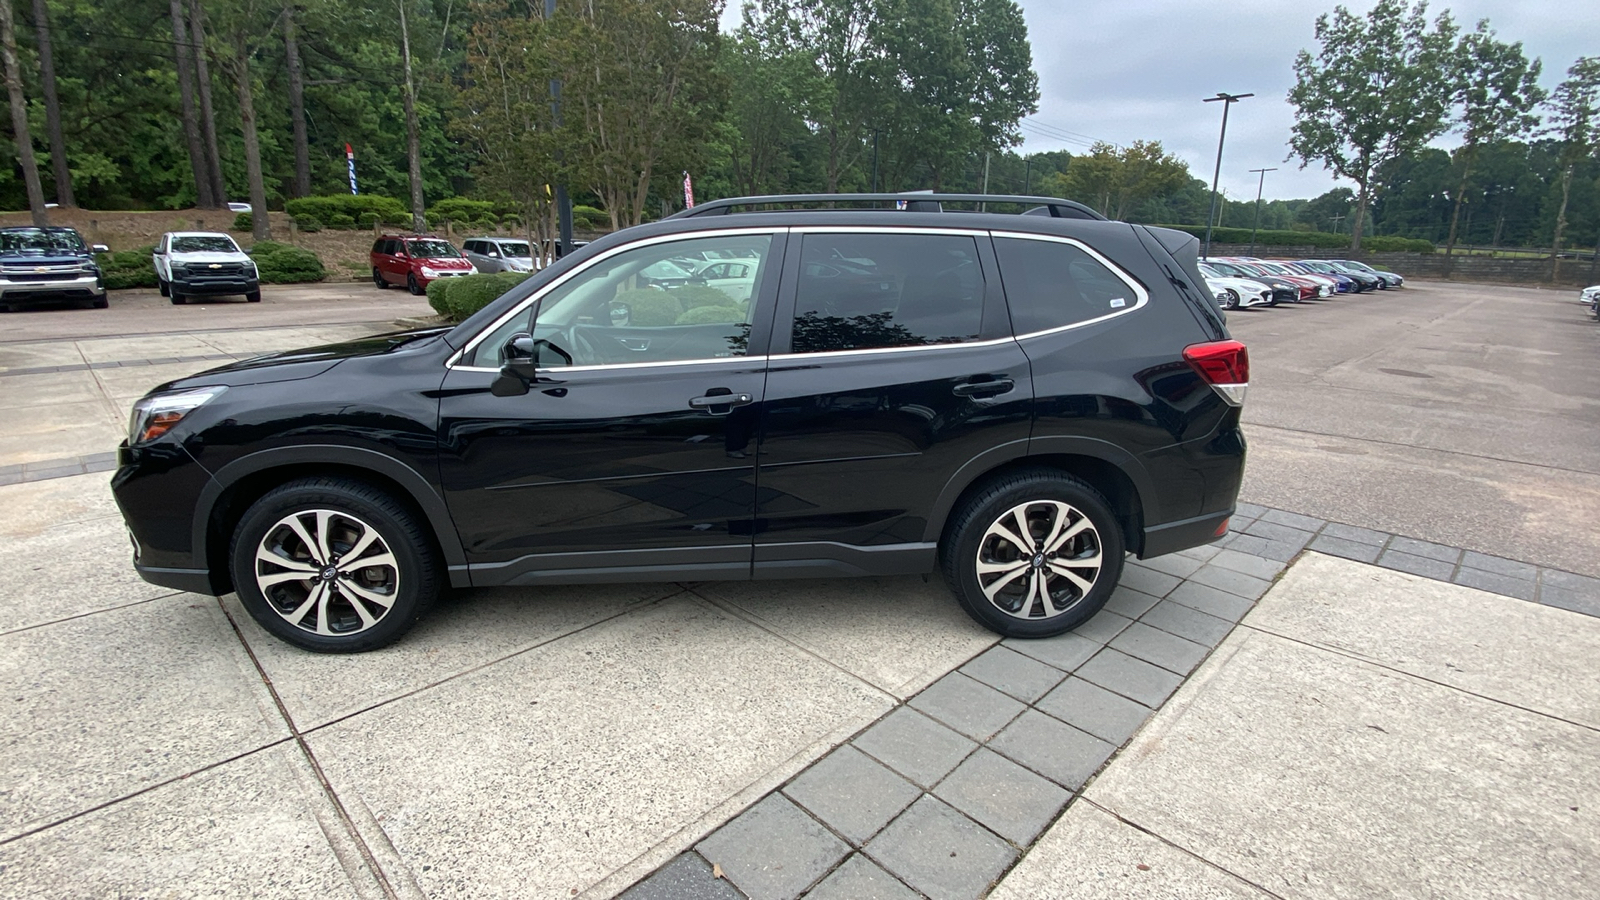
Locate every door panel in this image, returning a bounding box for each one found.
[754,230,1032,553]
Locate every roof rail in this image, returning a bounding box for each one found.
[667,193,1107,221]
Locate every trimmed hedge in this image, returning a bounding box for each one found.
[232,212,252,231]
[325,212,357,230]
[249,241,325,283]
[97,246,158,290]
[293,215,323,233]
[1153,224,1435,253]
[426,271,533,321]
[676,304,745,325]
[285,194,408,227]
[573,204,608,229]
[428,198,497,225]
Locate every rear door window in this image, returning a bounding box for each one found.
[993,236,1145,335]
[790,233,985,354]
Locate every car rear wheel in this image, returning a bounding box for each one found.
[230,477,440,653]
[407,274,424,296]
[373,267,388,289]
[941,469,1124,639]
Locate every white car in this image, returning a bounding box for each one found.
[690,259,758,303]
[1580,284,1598,304]
[1198,263,1273,310]
[463,237,537,273]
[153,231,260,305]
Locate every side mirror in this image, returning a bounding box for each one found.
[91,243,109,254]
[490,333,572,397]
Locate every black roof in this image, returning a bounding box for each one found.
[668,193,1105,221]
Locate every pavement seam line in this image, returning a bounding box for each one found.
[1075,796,1292,900]
[294,591,680,737]
[1242,420,1600,477]
[1234,619,1600,735]
[0,736,297,849]
[0,589,186,639]
[213,596,406,900]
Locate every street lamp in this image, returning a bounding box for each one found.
[1202,92,1252,258]
[1247,167,1277,257]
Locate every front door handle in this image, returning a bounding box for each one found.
[952,378,1015,399]
[688,390,754,414]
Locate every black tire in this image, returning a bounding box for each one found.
[407,274,424,296]
[940,468,1125,639]
[245,289,261,303]
[1222,289,1239,310]
[229,477,440,653]
[90,294,108,309]
[170,290,185,305]
[373,267,388,289]
[158,278,169,297]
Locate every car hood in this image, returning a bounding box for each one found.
[162,327,452,389]
[417,257,472,268]
[170,251,251,264]
[1205,276,1267,292]
[0,251,89,265]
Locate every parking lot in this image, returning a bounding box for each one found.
[0,278,1596,898]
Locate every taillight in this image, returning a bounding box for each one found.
[1184,340,1248,406]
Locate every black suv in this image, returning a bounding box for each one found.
[112,194,1248,652]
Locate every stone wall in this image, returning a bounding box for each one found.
[1206,243,1599,287]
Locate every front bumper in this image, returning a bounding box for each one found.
[0,273,104,303]
[113,440,221,595]
[172,273,259,295]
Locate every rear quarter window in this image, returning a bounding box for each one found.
[993,236,1144,335]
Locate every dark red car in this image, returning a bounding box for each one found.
[371,234,476,295]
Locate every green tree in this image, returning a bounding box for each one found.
[561,0,725,227]
[1442,23,1544,268]
[1287,0,1460,250]
[1054,140,1189,221]
[1547,57,1600,278]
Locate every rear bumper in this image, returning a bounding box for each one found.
[1141,510,1233,558]
[134,563,215,594]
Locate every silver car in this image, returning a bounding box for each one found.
[462,237,536,274]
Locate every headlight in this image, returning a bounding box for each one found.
[128,386,226,445]
[421,267,439,278]
[468,265,479,275]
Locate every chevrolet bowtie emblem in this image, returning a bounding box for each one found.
[208,263,222,269]
[34,266,45,272]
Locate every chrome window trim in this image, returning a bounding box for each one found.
[788,224,991,237]
[448,226,786,369]
[451,355,772,375]
[767,336,1017,364]
[988,230,1150,341]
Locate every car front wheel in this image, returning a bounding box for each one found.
[1222,289,1239,310]
[407,274,424,295]
[941,469,1124,639]
[230,477,440,652]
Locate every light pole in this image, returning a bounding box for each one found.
[1247,166,1276,257]
[1202,92,1252,258]
[545,0,572,256]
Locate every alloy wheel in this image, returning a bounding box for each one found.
[975,500,1103,620]
[254,508,400,636]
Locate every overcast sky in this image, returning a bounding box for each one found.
[719,1,1600,201]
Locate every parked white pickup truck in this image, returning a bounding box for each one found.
[153,232,260,305]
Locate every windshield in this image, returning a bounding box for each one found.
[407,239,461,259]
[496,242,531,258]
[1,228,83,254]
[171,235,240,254]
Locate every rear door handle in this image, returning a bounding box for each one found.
[952,378,1015,399]
[688,391,754,414]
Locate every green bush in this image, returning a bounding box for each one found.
[428,271,533,320]
[293,214,323,233]
[669,284,739,310]
[1362,236,1435,253]
[249,241,325,284]
[572,204,608,229]
[325,212,357,230]
[357,212,379,228]
[285,194,407,227]
[614,288,681,326]
[470,217,498,233]
[232,212,252,231]
[97,245,157,290]
[675,305,745,325]
[429,198,497,224]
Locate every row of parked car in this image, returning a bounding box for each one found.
[1199,256,1404,309]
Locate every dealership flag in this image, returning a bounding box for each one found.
[683,171,694,209]
[346,144,359,195]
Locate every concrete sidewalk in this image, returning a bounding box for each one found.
[990,553,1600,899]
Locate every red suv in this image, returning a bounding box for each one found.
[371,234,476,294]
